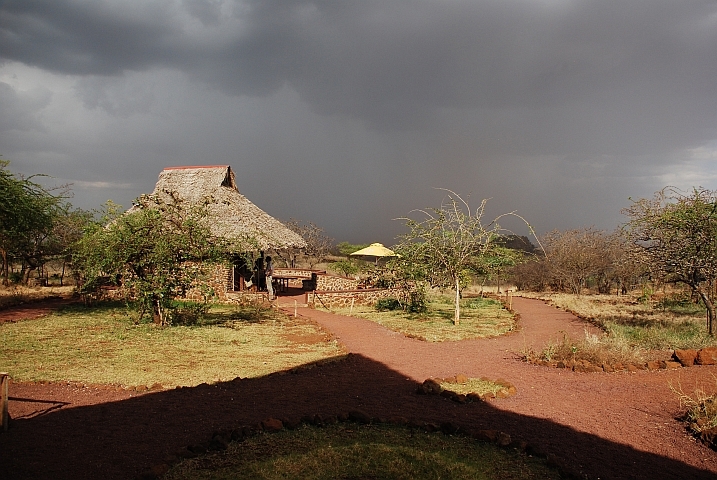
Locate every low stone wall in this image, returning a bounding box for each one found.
[273,268,320,279]
[315,274,360,291]
[306,288,401,309]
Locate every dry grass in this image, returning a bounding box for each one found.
[323,295,515,342]
[0,302,345,387]
[439,377,510,397]
[164,423,560,480]
[521,330,648,366]
[519,291,717,351]
[0,285,74,309]
[671,378,717,434]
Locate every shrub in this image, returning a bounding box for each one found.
[672,381,717,437]
[376,298,401,311]
[407,288,428,313]
[169,302,210,326]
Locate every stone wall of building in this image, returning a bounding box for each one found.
[184,263,231,302]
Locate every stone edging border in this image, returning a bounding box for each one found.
[525,347,717,372]
[417,375,517,402]
[134,409,580,480]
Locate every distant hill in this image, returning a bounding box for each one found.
[497,235,539,254]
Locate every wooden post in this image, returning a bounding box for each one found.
[1,372,9,432]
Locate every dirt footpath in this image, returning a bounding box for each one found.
[1,297,716,479]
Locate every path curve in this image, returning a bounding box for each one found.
[289,296,717,478]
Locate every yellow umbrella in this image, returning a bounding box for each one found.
[350,243,398,263]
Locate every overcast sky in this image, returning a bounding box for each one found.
[2,0,717,245]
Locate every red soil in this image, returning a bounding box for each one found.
[1,296,717,479]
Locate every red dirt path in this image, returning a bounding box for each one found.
[2,296,717,479]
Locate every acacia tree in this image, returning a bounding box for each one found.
[73,195,238,325]
[623,187,717,335]
[0,160,66,285]
[395,191,532,325]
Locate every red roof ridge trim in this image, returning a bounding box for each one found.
[162,165,229,170]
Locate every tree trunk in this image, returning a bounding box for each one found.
[696,288,715,336]
[0,249,7,286]
[454,275,461,326]
[152,298,164,325]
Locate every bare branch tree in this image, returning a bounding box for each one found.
[283,219,333,269]
[395,190,534,325]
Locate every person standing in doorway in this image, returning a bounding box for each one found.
[265,255,275,300]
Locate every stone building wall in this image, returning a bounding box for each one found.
[184,263,230,302]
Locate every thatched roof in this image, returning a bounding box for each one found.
[132,165,306,250]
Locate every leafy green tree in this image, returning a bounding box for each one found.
[73,195,241,325]
[328,259,361,277]
[336,241,370,257]
[395,191,532,325]
[623,187,717,335]
[0,160,66,285]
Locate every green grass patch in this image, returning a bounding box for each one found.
[0,302,345,387]
[164,423,560,480]
[439,377,512,398]
[325,295,515,342]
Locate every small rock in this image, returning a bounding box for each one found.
[467,392,483,402]
[440,422,459,434]
[496,432,512,447]
[673,349,698,367]
[646,361,661,370]
[696,347,717,365]
[348,410,371,424]
[282,417,302,430]
[261,418,284,433]
[472,429,498,442]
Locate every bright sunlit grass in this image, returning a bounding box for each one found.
[323,295,515,342]
[0,302,345,387]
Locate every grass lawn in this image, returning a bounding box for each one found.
[0,302,345,387]
[323,295,515,342]
[164,423,560,480]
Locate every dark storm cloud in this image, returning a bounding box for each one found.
[2,0,717,241]
[3,0,716,148]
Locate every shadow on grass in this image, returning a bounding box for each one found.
[2,354,716,480]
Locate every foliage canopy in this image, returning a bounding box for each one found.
[623,187,717,334]
[73,194,246,324]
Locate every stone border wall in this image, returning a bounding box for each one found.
[306,288,401,309]
[315,274,360,291]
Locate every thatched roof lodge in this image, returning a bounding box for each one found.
[134,165,306,251]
